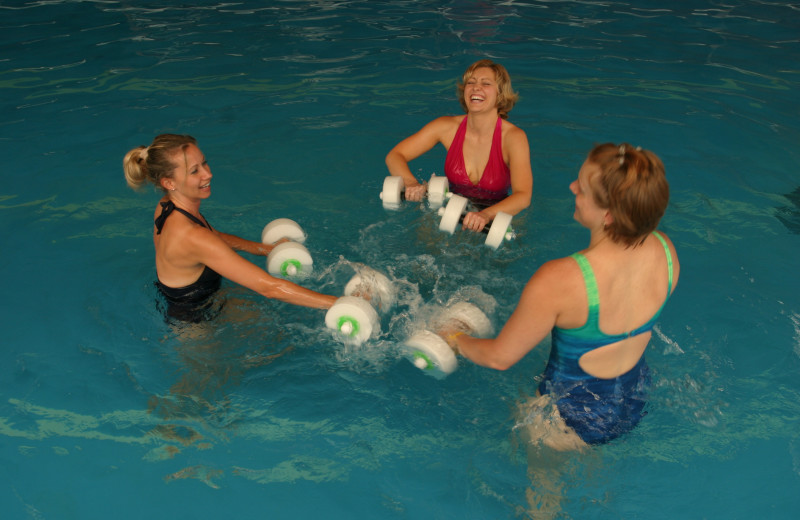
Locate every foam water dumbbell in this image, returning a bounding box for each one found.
[437,194,516,249]
[404,301,493,375]
[325,267,396,344]
[261,217,307,244]
[261,218,313,278]
[379,174,450,209]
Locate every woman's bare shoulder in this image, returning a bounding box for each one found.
[428,114,464,131]
[526,255,582,294]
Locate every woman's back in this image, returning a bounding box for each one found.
[556,231,679,379]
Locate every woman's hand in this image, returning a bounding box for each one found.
[461,210,490,233]
[404,182,427,202]
[436,326,466,354]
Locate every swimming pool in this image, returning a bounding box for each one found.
[1,0,798,518]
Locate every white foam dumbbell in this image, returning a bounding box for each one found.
[325,268,396,344]
[379,176,405,209]
[438,194,469,234]
[261,218,313,278]
[405,330,459,374]
[404,302,493,375]
[261,217,307,244]
[343,268,396,312]
[380,174,450,209]
[484,211,515,249]
[426,175,450,208]
[267,242,313,278]
[437,195,516,250]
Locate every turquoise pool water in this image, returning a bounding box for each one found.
[1,1,799,518]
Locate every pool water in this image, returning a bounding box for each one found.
[1,1,799,518]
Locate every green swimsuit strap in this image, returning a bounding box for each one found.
[570,252,600,329]
[652,231,674,296]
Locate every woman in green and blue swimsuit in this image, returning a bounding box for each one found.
[447,142,680,448]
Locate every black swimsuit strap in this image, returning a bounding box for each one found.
[154,201,175,234]
[154,200,212,234]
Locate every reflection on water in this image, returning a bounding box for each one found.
[776,186,800,234]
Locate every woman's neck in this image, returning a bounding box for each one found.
[466,110,498,134]
[585,227,621,253]
[168,193,202,217]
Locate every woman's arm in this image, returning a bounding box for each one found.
[449,258,570,370]
[385,116,457,200]
[189,226,337,309]
[216,231,279,256]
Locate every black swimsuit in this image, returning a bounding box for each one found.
[154,201,222,322]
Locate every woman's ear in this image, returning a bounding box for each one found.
[603,211,614,229]
[160,178,174,192]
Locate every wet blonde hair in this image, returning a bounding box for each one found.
[457,59,519,119]
[123,134,197,192]
[586,143,669,247]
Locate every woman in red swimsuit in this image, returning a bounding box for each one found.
[385,59,533,232]
[124,134,337,321]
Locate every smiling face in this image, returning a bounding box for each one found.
[463,67,499,113]
[161,143,212,201]
[457,60,518,118]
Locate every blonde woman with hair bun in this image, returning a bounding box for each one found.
[124,134,337,322]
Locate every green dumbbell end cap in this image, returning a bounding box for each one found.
[412,351,434,370]
[281,259,302,277]
[338,316,360,337]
